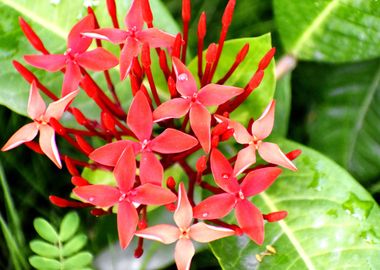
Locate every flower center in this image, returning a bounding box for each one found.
[191,92,198,103]
[249,136,262,150]
[141,139,150,151]
[179,227,191,239]
[237,190,245,200]
[64,48,79,64]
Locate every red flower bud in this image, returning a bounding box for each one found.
[263,211,288,222]
[258,48,276,71]
[19,17,48,54]
[212,121,229,136]
[211,135,220,149]
[141,43,151,68]
[75,135,93,155]
[206,43,217,64]
[25,141,43,154]
[248,70,264,91]
[182,0,191,22]
[220,128,234,141]
[286,149,302,161]
[197,12,207,39]
[141,0,153,26]
[71,176,90,186]
[236,43,249,64]
[101,111,116,132]
[49,118,66,136]
[71,108,88,126]
[166,176,176,190]
[222,0,236,27]
[64,156,80,176]
[167,76,177,97]
[196,155,207,173]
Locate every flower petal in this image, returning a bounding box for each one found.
[89,140,136,166]
[82,28,128,44]
[132,183,177,205]
[210,149,240,193]
[174,239,195,270]
[28,81,46,119]
[73,185,120,207]
[135,224,179,244]
[153,98,191,122]
[233,145,256,176]
[125,0,144,32]
[197,84,243,106]
[172,57,197,97]
[251,100,275,140]
[258,142,297,171]
[118,201,138,249]
[114,146,136,192]
[241,167,282,197]
[136,28,176,48]
[67,14,95,53]
[76,48,118,71]
[150,128,198,154]
[139,151,163,185]
[189,103,211,153]
[24,54,66,72]
[1,123,39,151]
[190,222,235,243]
[62,61,82,96]
[45,90,79,120]
[193,193,235,220]
[235,200,264,245]
[127,91,153,141]
[39,124,61,168]
[174,183,193,229]
[214,115,252,144]
[120,37,140,80]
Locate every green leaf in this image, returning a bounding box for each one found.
[59,211,79,242]
[82,167,116,186]
[29,240,60,258]
[33,218,59,244]
[188,34,276,123]
[29,256,61,270]
[210,138,380,269]
[62,234,87,257]
[272,73,291,137]
[0,0,179,118]
[62,252,93,269]
[274,0,380,62]
[304,59,380,183]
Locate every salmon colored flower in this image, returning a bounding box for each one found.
[24,15,119,96]
[216,100,297,172]
[153,57,243,153]
[74,146,177,249]
[83,0,175,80]
[135,183,235,270]
[1,81,78,168]
[89,91,198,185]
[193,149,282,244]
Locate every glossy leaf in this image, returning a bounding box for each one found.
[33,218,59,244]
[62,252,93,269]
[29,256,61,270]
[304,59,380,183]
[62,234,88,257]
[29,240,60,258]
[274,0,380,62]
[188,34,275,123]
[59,211,80,242]
[210,139,380,269]
[272,73,291,137]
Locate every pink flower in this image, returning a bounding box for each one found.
[1,81,78,168]
[153,57,243,153]
[89,91,198,185]
[83,0,175,80]
[193,149,282,244]
[216,100,297,172]
[73,145,177,249]
[24,15,119,96]
[135,183,235,270]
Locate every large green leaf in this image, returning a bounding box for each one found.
[188,34,276,123]
[0,0,179,118]
[274,0,380,62]
[304,59,380,183]
[210,138,380,269]
[272,73,291,137]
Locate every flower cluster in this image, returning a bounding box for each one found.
[3,0,300,269]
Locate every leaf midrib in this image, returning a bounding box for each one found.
[259,192,316,270]
[346,62,380,169]
[291,0,340,55]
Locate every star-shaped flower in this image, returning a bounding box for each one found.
[24,15,119,96]
[153,57,243,153]
[89,91,198,185]
[135,182,235,270]
[1,81,78,168]
[74,145,177,249]
[83,0,175,80]
[216,100,297,172]
[193,149,282,244]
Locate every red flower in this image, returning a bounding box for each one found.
[83,0,175,80]
[24,15,119,96]
[89,91,198,185]
[135,183,235,270]
[74,146,177,249]
[216,100,297,172]
[193,149,282,244]
[1,81,78,168]
[153,57,243,153]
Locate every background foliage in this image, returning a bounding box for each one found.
[1,0,380,269]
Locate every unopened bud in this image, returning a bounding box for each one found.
[141,43,151,68]
[197,12,207,39]
[206,43,217,63]
[196,156,207,173]
[64,156,80,176]
[212,121,229,136]
[71,176,90,186]
[101,111,116,132]
[165,203,176,212]
[258,48,276,71]
[75,135,94,155]
[248,70,264,91]
[49,118,66,136]
[222,0,236,27]
[220,128,234,141]
[263,211,288,222]
[19,17,48,54]
[286,149,302,160]
[138,220,147,230]
[167,76,177,97]
[166,176,176,190]
[141,0,153,26]
[236,43,249,64]
[182,0,191,22]
[71,108,88,125]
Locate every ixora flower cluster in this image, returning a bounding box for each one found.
[2,0,300,269]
